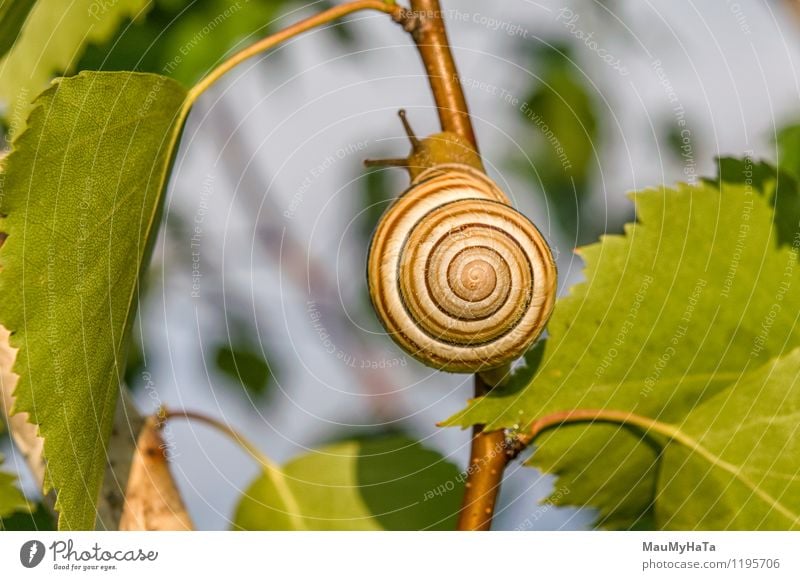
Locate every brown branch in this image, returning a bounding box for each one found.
[456,373,512,531]
[397,0,511,530]
[189,0,404,102]
[397,0,515,531]
[786,0,800,24]
[402,0,477,149]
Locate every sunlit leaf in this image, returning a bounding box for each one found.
[79,0,325,86]
[0,0,151,134]
[445,163,800,529]
[657,349,800,529]
[234,436,462,530]
[0,71,188,529]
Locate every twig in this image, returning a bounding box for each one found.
[403,0,477,149]
[401,0,509,531]
[161,408,308,530]
[456,372,512,531]
[160,409,279,475]
[786,0,800,24]
[188,0,404,104]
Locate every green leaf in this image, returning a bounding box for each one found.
[777,123,800,183]
[234,436,462,530]
[445,167,800,528]
[0,0,150,134]
[214,344,273,397]
[123,325,146,389]
[0,71,188,530]
[0,457,28,520]
[0,0,36,60]
[708,156,800,247]
[78,0,300,86]
[1,502,55,530]
[656,349,800,529]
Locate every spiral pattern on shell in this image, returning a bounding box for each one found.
[367,164,557,372]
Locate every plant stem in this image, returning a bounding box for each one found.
[399,0,503,530]
[406,0,477,149]
[160,409,278,473]
[161,409,307,529]
[187,0,403,105]
[456,373,512,531]
[520,409,671,448]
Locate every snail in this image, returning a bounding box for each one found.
[365,111,557,373]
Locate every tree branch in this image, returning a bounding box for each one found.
[188,0,404,104]
[456,372,513,531]
[403,0,477,149]
[400,0,512,531]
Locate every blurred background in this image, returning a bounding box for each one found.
[4,0,800,530]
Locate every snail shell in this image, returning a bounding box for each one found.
[367,163,557,373]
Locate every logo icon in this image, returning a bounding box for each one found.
[20,540,45,568]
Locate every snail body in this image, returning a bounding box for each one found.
[367,155,557,373]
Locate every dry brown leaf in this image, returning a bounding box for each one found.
[119,416,193,531]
